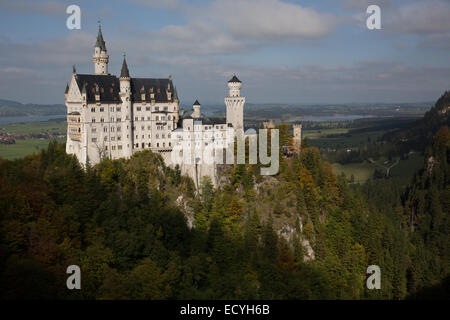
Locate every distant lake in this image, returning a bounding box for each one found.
[292,115,372,122]
[0,114,66,125]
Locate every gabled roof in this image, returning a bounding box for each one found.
[131,78,175,102]
[193,99,201,106]
[76,74,120,103]
[74,74,177,104]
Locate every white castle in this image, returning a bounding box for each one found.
[65,26,245,187]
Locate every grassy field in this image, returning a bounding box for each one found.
[0,138,66,160]
[332,161,376,184]
[303,128,349,139]
[0,120,66,134]
[0,120,67,160]
[304,128,386,149]
[390,153,424,179]
[331,153,424,184]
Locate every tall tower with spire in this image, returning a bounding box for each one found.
[119,55,133,158]
[93,24,109,75]
[225,75,245,134]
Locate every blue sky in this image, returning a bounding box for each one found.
[0,0,449,105]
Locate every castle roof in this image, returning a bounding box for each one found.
[120,56,130,78]
[228,75,241,83]
[74,74,177,104]
[95,25,107,51]
[193,99,201,106]
[131,78,174,102]
[173,86,179,101]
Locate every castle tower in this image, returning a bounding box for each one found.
[192,100,201,118]
[293,123,302,154]
[119,55,133,158]
[225,75,245,134]
[93,24,109,75]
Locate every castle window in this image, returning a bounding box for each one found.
[104,127,107,132]
[92,119,96,123]
[146,107,150,111]
[101,87,104,93]
[137,107,141,111]
[117,107,121,112]
[142,143,145,148]
[100,118,104,123]
[156,134,159,139]
[117,126,121,132]
[157,88,160,93]
[92,88,95,93]
[92,128,96,133]
[91,107,95,112]
[135,117,138,121]
[118,145,122,150]
[141,117,144,121]
[155,107,159,111]
[118,136,121,141]
[104,136,108,141]
[110,88,113,93]
[157,143,159,147]
[91,138,97,142]
[100,107,104,112]
[164,106,168,111]
[169,142,171,147]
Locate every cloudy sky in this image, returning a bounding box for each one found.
[0,0,449,105]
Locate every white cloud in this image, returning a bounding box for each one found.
[129,0,183,10]
[386,0,450,35]
[0,0,65,16]
[121,0,339,57]
[210,0,337,40]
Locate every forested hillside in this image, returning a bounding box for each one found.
[0,125,448,299]
[384,92,450,153]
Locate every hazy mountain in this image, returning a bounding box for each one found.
[0,99,65,117]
